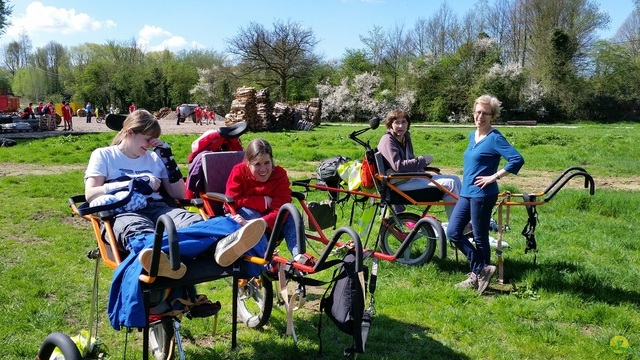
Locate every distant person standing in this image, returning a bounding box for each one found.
[176,105,181,125]
[86,101,93,123]
[37,101,44,116]
[129,102,136,113]
[194,104,202,125]
[62,101,73,131]
[109,104,115,114]
[42,101,53,130]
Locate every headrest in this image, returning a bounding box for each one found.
[218,121,248,139]
[105,114,127,131]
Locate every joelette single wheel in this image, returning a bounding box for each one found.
[236,274,273,328]
[148,318,175,360]
[379,212,437,266]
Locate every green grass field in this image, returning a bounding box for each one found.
[0,123,638,359]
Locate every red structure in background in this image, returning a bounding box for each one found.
[0,88,20,112]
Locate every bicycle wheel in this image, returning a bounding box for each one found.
[379,212,437,266]
[236,274,273,328]
[149,319,175,360]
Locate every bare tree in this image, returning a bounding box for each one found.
[360,25,388,66]
[614,7,640,57]
[485,0,512,49]
[226,19,319,101]
[427,2,461,58]
[409,18,430,58]
[524,0,609,74]
[384,22,412,92]
[2,31,32,75]
[3,41,20,75]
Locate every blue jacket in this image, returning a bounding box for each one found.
[108,216,267,330]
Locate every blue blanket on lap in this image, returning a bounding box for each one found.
[108,216,267,330]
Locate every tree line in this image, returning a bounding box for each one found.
[1,0,639,123]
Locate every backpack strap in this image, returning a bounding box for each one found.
[521,194,538,265]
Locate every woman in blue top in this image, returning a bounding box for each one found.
[446,95,524,294]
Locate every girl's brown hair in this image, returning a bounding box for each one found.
[244,138,273,164]
[111,109,161,145]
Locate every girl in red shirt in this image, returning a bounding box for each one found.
[225,138,301,258]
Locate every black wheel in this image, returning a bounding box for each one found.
[379,212,437,266]
[148,319,175,360]
[236,274,273,328]
[37,332,83,360]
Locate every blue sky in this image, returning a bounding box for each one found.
[2,0,636,60]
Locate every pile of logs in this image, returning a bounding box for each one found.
[155,107,174,119]
[256,89,275,129]
[228,87,260,129]
[273,102,294,130]
[308,98,322,125]
[225,86,322,131]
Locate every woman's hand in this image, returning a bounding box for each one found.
[231,214,248,226]
[149,138,165,148]
[474,174,497,189]
[147,175,161,192]
[422,154,434,165]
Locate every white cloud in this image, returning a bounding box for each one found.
[6,1,114,38]
[137,25,203,52]
[138,25,172,41]
[2,2,198,53]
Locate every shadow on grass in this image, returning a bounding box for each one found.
[178,311,469,360]
[433,254,640,306]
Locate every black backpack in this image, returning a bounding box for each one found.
[316,155,349,187]
[318,251,373,356]
[42,105,50,114]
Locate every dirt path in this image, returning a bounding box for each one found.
[1,113,223,139]
[1,115,637,191]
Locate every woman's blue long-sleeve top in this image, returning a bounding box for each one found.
[461,129,524,197]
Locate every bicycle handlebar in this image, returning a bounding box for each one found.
[348,116,381,150]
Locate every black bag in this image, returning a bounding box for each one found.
[316,155,349,187]
[303,200,336,230]
[319,252,372,355]
[42,106,50,114]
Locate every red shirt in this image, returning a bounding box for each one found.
[62,104,73,120]
[225,162,292,231]
[129,104,136,113]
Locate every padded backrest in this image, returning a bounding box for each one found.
[202,151,246,193]
[373,152,387,177]
[372,151,443,204]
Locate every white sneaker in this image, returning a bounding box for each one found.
[468,236,509,248]
[477,265,496,294]
[138,248,187,279]
[455,272,478,289]
[215,219,266,267]
[489,236,509,248]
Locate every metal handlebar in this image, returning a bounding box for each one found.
[542,168,595,202]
